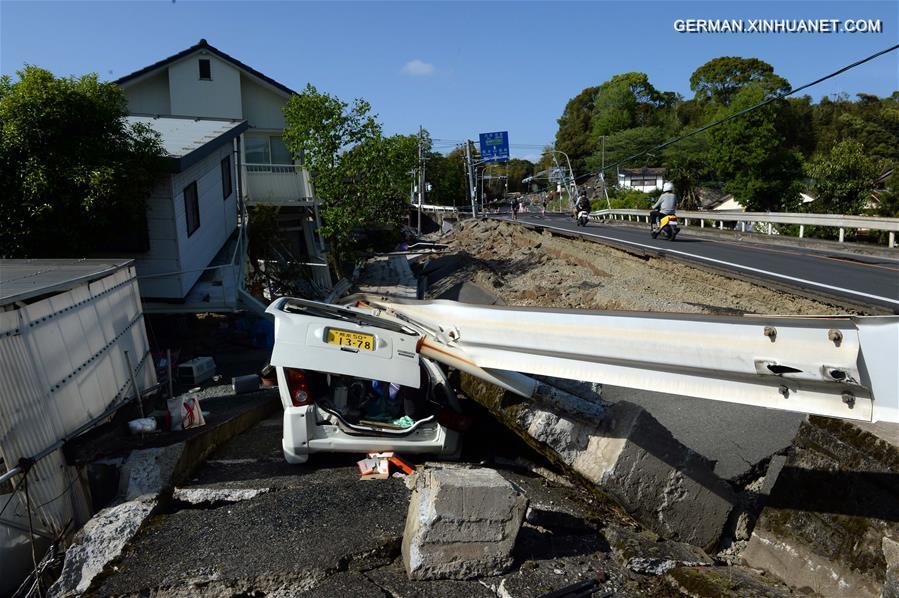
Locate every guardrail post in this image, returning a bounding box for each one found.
[684,218,689,227]
[700,219,705,229]
[741,221,746,233]
[890,232,896,248]
[839,228,845,243]
[719,221,724,230]
[767,223,772,235]
[799,225,804,238]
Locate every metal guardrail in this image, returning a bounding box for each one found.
[592,209,899,247]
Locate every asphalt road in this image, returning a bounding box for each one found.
[495,212,899,314]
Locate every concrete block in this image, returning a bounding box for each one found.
[48,497,157,597]
[459,373,736,551]
[402,467,528,580]
[742,417,899,598]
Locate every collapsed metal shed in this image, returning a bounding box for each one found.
[0,259,156,594]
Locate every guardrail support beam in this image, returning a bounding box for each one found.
[839,228,845,243]
[890,232,895,248]
[799,224,804,238]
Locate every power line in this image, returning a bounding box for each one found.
[593,43,899,178]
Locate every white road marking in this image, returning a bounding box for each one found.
[519,219,899,307]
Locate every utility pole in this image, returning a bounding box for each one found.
[465,140,478,218]
[417,126,423,234]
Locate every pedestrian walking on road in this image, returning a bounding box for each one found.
[541,196,547,217]
[511,197,519,221]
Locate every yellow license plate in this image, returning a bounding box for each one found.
[326,328,375,351]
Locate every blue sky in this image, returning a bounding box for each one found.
[2,1,897,160]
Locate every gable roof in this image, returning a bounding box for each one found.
[114,39,298,97]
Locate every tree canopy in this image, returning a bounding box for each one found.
[283,84,424,264]
[0,66,166,257]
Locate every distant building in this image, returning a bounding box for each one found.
[617,167,667,192]
[115,39,330,298]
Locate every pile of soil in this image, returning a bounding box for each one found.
[435,219,842,315]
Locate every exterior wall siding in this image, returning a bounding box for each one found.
[169,54,242,119]
[171,143,238,296]
[134,179,181,299]
[240,76,288,130]
[122,70,171,114]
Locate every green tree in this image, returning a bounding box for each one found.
[554,86,600,174]
[585,126,666,172]
[690,57,789,107]
[426,147,467,207]
[284,84,416,267]
[707,85,803,212]
[665,155,709,210]
[590,72,674,139]
[806,139,882,214]
[0,66,166,257]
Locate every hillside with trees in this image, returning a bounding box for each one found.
[551,56,898,216]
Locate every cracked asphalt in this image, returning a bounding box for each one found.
[91,412,684,597]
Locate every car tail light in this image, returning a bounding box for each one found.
[285,368,313,406]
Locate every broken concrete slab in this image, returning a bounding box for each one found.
[742,416,899,598]
[460,373,737,551]
[172,486,271,504]
[120,443,185,500]
[48,496,157,597]
[665,565,794,597]
[402,467,528,580]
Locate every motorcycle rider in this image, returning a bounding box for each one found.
[574,193,591,218]
[650,182,677,230]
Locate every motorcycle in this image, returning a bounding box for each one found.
[576,210,590,227]
[651,213,679,240]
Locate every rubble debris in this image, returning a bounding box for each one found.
[401,467,528,580]
[742,417,899,598]
[172,487,271,505]
[604,524,713,575]
[48,496,157,597]
[664,565,794,598]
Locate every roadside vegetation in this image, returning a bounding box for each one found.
[547,57,897,218]
[0,67,167,258]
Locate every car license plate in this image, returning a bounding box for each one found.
[326,328,375,351]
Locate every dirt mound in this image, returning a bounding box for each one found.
[441,220,839,315]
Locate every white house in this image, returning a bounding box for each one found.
[123,114,246,310]
[617,167,667,192]
[115,39,330,292]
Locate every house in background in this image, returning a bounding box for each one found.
[617,167,667,192]
[122,114,247,311]
[114,39,331,293]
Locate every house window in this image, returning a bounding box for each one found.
[270,136,292,164]
[199,59,211,80]
[244,136,271,165]
[184,181,200,237]
[221,155,232,200]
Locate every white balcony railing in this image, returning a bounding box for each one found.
[243,163,313,205]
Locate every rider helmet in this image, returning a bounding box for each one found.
[662,182,674,192]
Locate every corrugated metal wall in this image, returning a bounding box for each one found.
[0,265,156,536]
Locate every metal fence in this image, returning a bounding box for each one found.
[592,209,899,248]
[0,264,155,537]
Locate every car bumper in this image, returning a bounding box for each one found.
[282,406,460,464]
